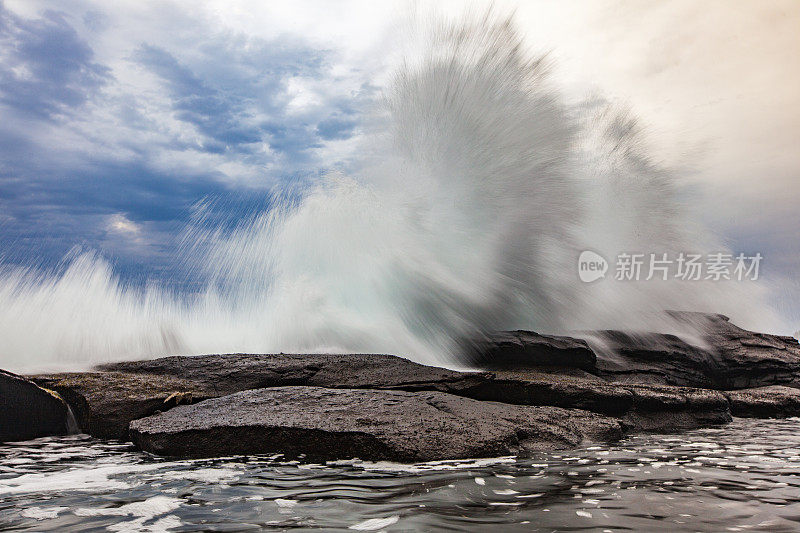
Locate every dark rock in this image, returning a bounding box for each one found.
[587,329,714,387]
[464,370,730,431]
[19,313,799,461]
[459,369,635,416]
[130,386,624,461]
[33,352,733,441]
[588,312,800,389]
[32,372,213,440]
[98,353,489,396]
[725,386,800,418]
[32,354,485,440]
[621,384,731,431]
[465,331,597,371]
[95,353,637,419]
[36,353,496,440]
[1,369,70,442]
[463,314,800,391]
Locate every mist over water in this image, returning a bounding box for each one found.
[0,13,781,372]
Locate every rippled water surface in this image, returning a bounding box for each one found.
[2,418,800,532]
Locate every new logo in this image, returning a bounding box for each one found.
[578,250,608,283]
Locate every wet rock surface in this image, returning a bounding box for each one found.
[33,353,731,441]
[33,354,491,440]
[620,383,732,431]
[1,370,70,442]
[466,370,731,430]
[11,313,799,460]
[130,386,624,461]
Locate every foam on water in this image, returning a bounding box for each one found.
[0,463,169,496]
[3,420,800,531]
[0,11,783,372]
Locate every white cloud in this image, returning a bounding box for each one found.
[106,213,142,239]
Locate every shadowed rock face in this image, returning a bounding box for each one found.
[464,331,596,371]
[130,386,624,461]
[32,372,214,440]
[1,370,69,442]
[586,312,800,389]
[620,383,731,430]
[725,386,800,418]
[468,313,800,390]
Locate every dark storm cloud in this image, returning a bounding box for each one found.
[0,3,369,284]
[0,159,232,275]
[132,35,348,165]
[0,4,110,120]
[134,44,264,149]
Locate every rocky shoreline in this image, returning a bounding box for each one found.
[2,312,800,462]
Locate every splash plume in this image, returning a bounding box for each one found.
[0,12,776,372]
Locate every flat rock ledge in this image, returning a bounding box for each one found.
[130,387,623,461]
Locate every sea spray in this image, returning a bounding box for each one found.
[0,11,780,372]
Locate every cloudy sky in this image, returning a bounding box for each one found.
[0,0,798,322]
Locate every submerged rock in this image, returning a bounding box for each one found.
[1,369,70,442]
[130,386,624,461]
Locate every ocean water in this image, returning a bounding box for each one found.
[2,418,799,532]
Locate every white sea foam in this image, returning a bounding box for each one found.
[20,506,68,520]
[160,467,242,484]
[343,455,517,473]
[274,498,298,508]
[349,515,400,531]
[74,496,183,532]
[0,463,168,496]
